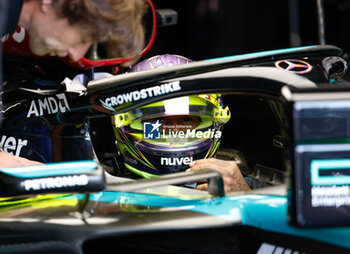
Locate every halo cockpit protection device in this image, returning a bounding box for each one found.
[111,55,231,178]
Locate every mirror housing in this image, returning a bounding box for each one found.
[0,161,105,197]
[285,86,350,227]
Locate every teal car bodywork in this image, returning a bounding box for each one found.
[0,45,349,253]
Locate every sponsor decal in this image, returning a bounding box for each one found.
[275,59,312,74]
[161,155,193,166]
[311,185,350,207]
[100,81,181,109]
[27,93,70,117]
[0,135,28,156]
[310,159,350,207]
[23,174,89,191]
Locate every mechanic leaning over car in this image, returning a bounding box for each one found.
[0,0,147,168]
[111,54,251,192]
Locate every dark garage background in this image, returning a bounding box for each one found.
[141,0,350,173]
[147,0,350,62]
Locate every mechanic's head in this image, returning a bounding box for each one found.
[19,0,146,61]
[111,54,231,178]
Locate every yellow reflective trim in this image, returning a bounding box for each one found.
[0,194,78,216]
[125,163,158,178]
[0,194,71,206]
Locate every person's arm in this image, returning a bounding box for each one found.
[187,158,251,193]
[0,151,43,168]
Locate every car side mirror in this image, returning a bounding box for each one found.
[0,160,105,197]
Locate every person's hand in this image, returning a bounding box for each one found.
[186,158,251,193]
[0,151,43,168]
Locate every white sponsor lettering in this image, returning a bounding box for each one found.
[24,174,89,191]
[311,185,349,196]
[311,185,350,207]
[0,135,28,156]
[161,156,193,166]
[27,93,70,117]
[101,81,181,108]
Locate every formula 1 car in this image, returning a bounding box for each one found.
[0,41,349,254]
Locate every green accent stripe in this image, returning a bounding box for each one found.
[125,163,158,178]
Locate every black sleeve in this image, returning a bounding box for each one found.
[0,0,23,37]
[0,0,23,128]
[0,2,4,128]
